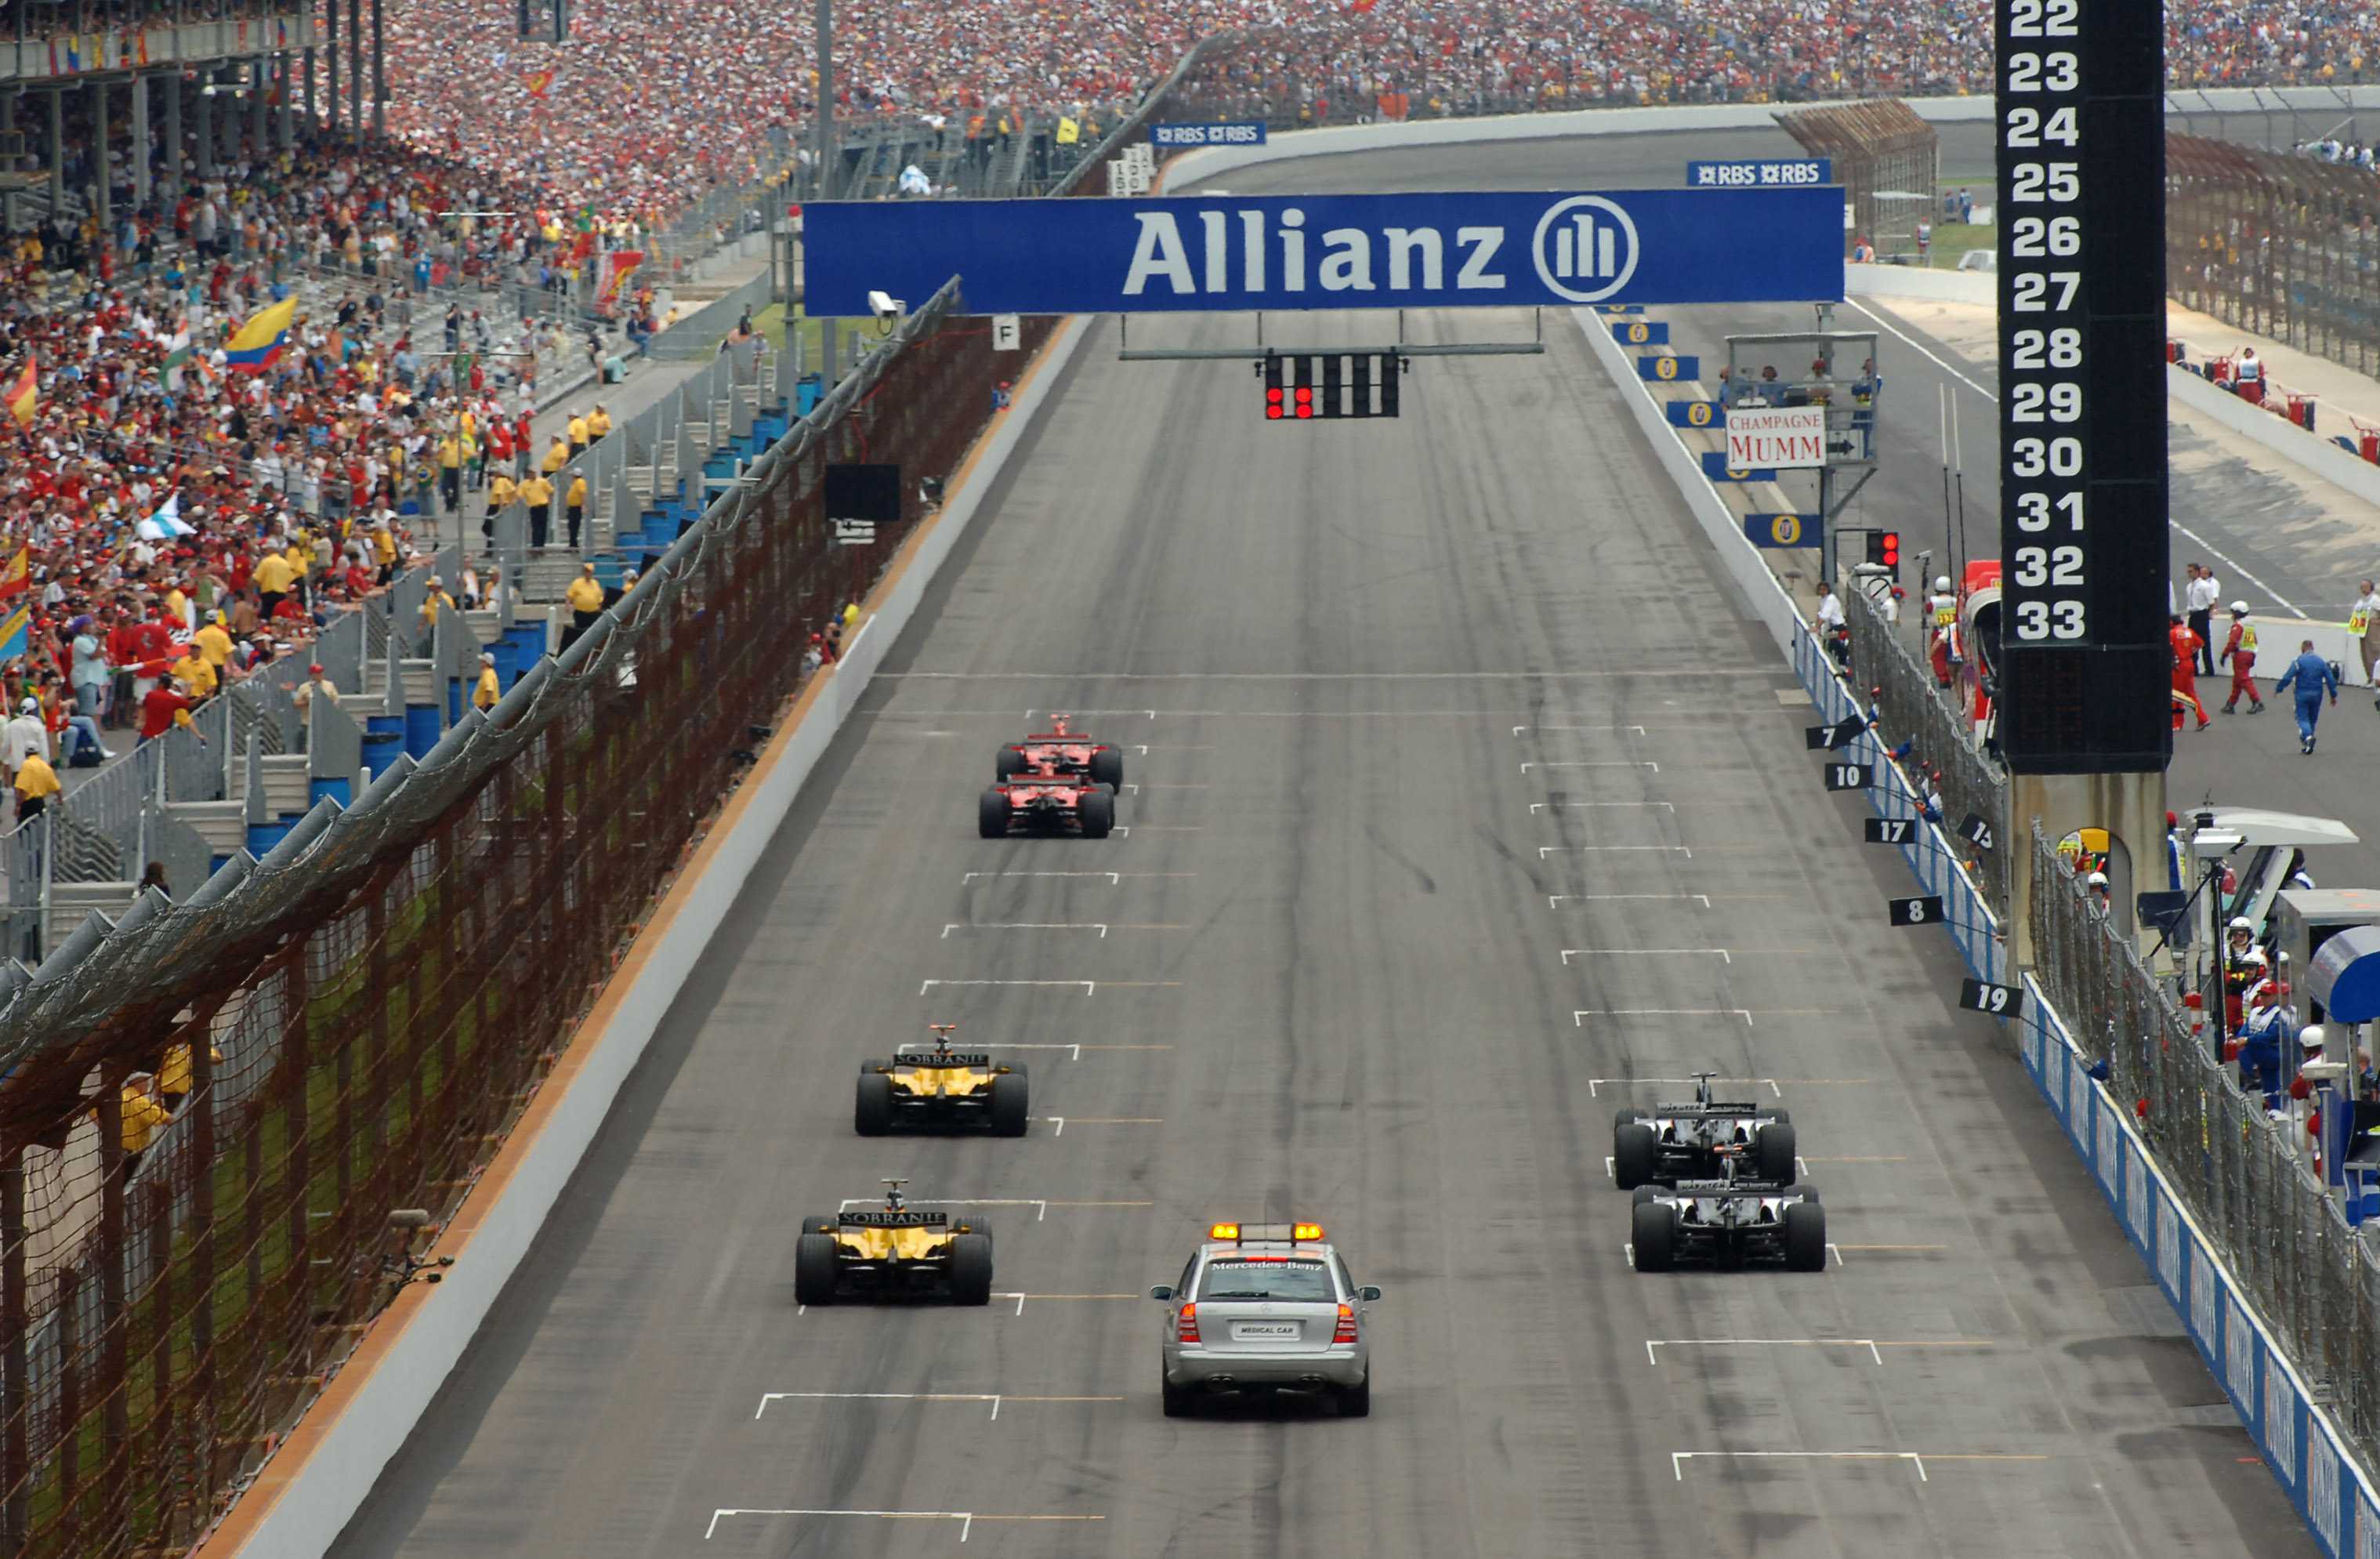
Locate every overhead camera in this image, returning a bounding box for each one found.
[867,290,905,326]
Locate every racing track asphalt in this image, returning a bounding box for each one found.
[327,175,2321,1559]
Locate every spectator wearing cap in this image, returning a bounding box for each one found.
[292,663,341,716]
[419,577,459,635]
[566,562,605,634]
[3,696,50,783]
[517,470,555,548]
[13,744,58,822]
[169,643,219,700]
[473,650,500,712]
[565,470,589,549]
[567,408,590,459]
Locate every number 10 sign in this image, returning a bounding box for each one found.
[1994,0,2172,774]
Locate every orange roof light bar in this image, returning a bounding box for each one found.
[1208,1223,1240,1241]
[1292,1223,1324,1242]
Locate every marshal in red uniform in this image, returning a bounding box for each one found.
[2219,604,2265,714]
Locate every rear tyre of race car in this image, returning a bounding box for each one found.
[979,789,1009,839]
[953,1216,992,1253]
[1161,1369,1194,1419]
[1613,1122,1658,1190]
[1632,1185,1660,1208]
[798,1211,838,1236]
[948,1232,994,1305]
[1079,789,1115,839]
[990,1071,1030,1137]
[1089,747,1124,788]
[1631,1201,1677,1272]
[854,1071,894,1137]
[1339,1371,1371,1419]
[996,746,1026,780]
[1784,1201,1828,1272]
[794,1231,839,1307]
[1755,1122,1797,1183]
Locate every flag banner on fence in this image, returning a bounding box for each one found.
[0,547,27,600]
[802,187,1844,317]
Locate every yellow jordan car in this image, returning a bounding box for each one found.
[794,1181,994,1306]
[856,1026,1029,1137]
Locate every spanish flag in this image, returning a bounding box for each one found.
[223,295,297,375]
[5,357,34,427]
[524,67,556,97]
[0,547,26,600]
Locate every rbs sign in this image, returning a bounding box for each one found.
[803,190,1843,317]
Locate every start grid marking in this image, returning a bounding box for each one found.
[705,1510,1104,1543]
[755,1392,1122,1421]
[1668,1452,2049,1482]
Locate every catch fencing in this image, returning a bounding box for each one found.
[0,281,1053,1559]
[1843,584,2011,915]
[2168,131,2380,380]
[2028,827,2380,1482]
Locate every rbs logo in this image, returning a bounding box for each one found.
[1531,196,1639,303]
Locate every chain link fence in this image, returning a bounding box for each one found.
[2168,129,2380,381]
[2030,825,2380,1471]
[0,279,1054,1557]
[1844,584,2010,914]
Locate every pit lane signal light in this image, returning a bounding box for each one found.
[1867,529,1901,579]
[1262,357,1284,420]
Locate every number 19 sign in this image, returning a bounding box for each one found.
[1994,0,2171,773]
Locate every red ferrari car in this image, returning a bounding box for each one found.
[997,714,1125,788]
[980,758,1116,839]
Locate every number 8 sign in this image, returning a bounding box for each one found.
[1888,894,1946,926]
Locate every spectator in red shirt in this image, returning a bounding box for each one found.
[139,678,193,743]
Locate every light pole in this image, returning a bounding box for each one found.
[813,0,833,200]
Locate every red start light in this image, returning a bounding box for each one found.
[1295,387,1312,403]
[1266,405,1283,419]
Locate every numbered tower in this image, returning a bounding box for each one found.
[1994,0,2170,959]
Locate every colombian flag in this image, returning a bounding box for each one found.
[5,357,34,427]
[0,548,26,601]
[223,296,297,375]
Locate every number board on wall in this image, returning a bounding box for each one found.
[1994,0,2172,774]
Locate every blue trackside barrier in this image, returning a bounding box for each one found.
[2018,978,2380,1556]
[1604,297,2380,1554]
[1788,627,2379,1553]
[1788,622,2005,987]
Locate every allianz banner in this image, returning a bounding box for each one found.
[804,189,1843,316]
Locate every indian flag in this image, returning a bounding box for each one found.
[223,296,297,375]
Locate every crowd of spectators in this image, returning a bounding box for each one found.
[374,0,2380,191]
[0,119,646,803]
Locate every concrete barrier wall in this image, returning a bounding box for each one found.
[207,314,1090,1559]
[1573,308,1806,656]
[650,266,777,361]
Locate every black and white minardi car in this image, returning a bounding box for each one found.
[1612,1072,1795,1190]
[1629,1150,1826,1273]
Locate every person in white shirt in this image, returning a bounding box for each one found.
[2186,562,2222,675]
[2352,577,2380,691]
[2,698,51,778]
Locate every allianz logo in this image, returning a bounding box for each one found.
[1119,196,1640,303]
